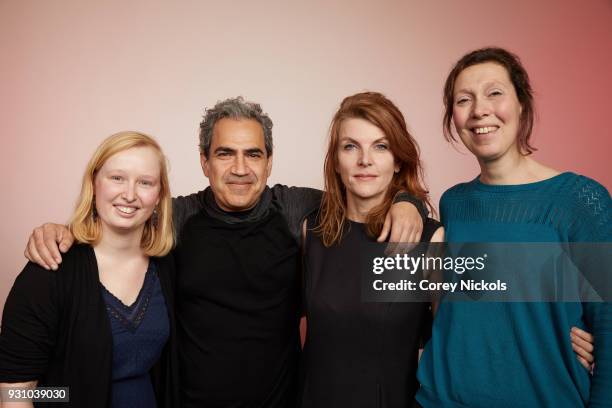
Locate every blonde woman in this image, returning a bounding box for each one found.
[0,132,176,407]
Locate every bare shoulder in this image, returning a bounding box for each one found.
[430,226,445,243]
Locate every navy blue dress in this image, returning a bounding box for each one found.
[102,261,170,408]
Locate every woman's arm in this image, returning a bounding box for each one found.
[0,381,37,408]
[427,226,445,317]
[0,264,57,396]
[569,177,612,401]
[300,218,309,345]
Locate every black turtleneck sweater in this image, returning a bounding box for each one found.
[172,185,321,408]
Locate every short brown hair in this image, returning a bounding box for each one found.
[317,92,431,247]
[69,131,174,256]
[443,47,537,154]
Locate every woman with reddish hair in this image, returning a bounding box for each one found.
[299,92,443,407]
[299,90,597,408]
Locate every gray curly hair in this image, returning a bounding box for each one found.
[199,96,274,158]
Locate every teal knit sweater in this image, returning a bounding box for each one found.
[416,172,612,408]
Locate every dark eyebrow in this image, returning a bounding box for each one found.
[214,147,236,155]
[245,148,265,155]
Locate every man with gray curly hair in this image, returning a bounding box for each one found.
[23,95,427,408]
[199,96,274,158]
[171,97,325,406]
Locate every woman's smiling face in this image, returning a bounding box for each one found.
[452,61,523,163]
[94,146,161,235]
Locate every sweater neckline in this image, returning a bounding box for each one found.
[201,186,272,224]
[470,171,574,192]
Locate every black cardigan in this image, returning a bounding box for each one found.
[0,244,177,407]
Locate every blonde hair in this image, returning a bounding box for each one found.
[69,131,174,256]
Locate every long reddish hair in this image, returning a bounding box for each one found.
[316,92,431,246]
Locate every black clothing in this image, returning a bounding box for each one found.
[173,185,322,242]
[171,185,429,407]
[174,202,302,407]
[0,244,178,408]
[300,216,441,408]
[173,186,427,242]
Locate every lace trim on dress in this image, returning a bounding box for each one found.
[101,261,157,333]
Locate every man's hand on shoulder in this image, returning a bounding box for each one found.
[377,201,424,254]
[24,223,74,270]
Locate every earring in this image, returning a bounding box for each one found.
[92,197,98,221]
[151,208,159,228]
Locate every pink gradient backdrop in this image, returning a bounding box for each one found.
[1,0,611,311]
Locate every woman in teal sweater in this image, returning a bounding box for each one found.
[416,47,612,407]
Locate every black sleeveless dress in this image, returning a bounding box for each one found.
[300,216,441,408]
